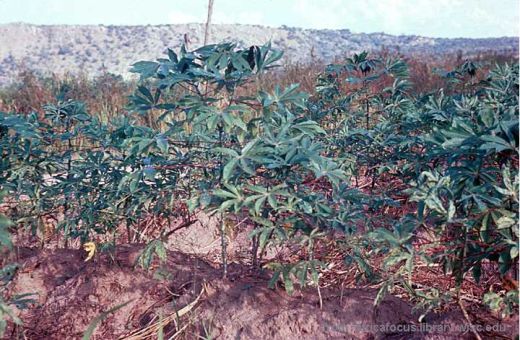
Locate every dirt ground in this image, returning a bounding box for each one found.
[3,243,518,340]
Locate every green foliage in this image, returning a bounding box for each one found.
[0,266,36,337]
[0,194,36,337]
[0,44,517,316]
[483,290,519,318]
[82,300,133,340]
[0,190,13,250]
[137,239,167,269]
[313,52,518,312]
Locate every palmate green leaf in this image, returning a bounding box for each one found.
[213,188,237,199]
[273,226,288,241]
[155,134,169,153]
[383,250,411,268]
[222,158,238,182]
[268,84,308,109]
[267,266,281,289]
[479,135,515,152]
[253,196,266,215]
[374,279,393,306]
[483,292,502,311]
[250,216,274,228]
[214,147,239,158]
[218,199,235,211]
[370,228,400,247]
[154,241,167,261]
[0,214,13,249]
[244,193,266,215]
[143,166,156,181]
[130,61,159,80]
[267,194,278,210]
[264,48,283,67]
[231,54,252,72]
[292,121,326,136]
[352,251,374,279]
[129,171,141,193]
[214,184,244,212]
[298,262,309,287]
[496,216,516,230]
[222,111,247,131]
[238,159,256,175]
[258,227,274,250]
[441,137,466,148]
[498,251,512,275]
[137,85,155,104]
[282,267,294,295]
[138,240,167,269]
[167,48,178,63]
[241,139,258,155]
[424,196,447,215]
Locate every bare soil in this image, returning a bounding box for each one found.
[3,244,518,340]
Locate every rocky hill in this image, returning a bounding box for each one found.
[0,22,517,84]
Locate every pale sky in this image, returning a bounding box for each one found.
[0,0,518,38]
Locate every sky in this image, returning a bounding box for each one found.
[0,0,518,38]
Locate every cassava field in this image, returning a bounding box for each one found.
[0,43,518,339]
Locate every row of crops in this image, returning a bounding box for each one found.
[0,43,518,331]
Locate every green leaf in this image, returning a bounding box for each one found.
[480,135,514,152]
[499,251,512,275]
[82,300,133,340]
[223,158,238,181]
[259,227,274,250]
[129,172,140,193]
[156,134,169,153]
[130,61,159,79]
[268,270,281,289]
[374,280,392,306]
[214,147,239,158]
[447,201,456,221]
[496,216,516,230]
[254,196,266,216]
[282,267,294,295]
[483,292,502,311]
[143,166,156,181]
[137,86,154,103]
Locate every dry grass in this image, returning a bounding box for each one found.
[0,51,516,126]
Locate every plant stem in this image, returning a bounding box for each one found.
[217,123,227,278]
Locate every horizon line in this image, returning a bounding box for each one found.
[1,21,518,40]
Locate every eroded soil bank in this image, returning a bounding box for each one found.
[3,245,518,339]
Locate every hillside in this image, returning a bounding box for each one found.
[0,22,518,84]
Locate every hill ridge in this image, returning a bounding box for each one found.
[0,22,517,84]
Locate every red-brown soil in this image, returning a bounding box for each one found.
[3,245,518,339]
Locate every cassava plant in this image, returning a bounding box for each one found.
[0,44,517,318]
